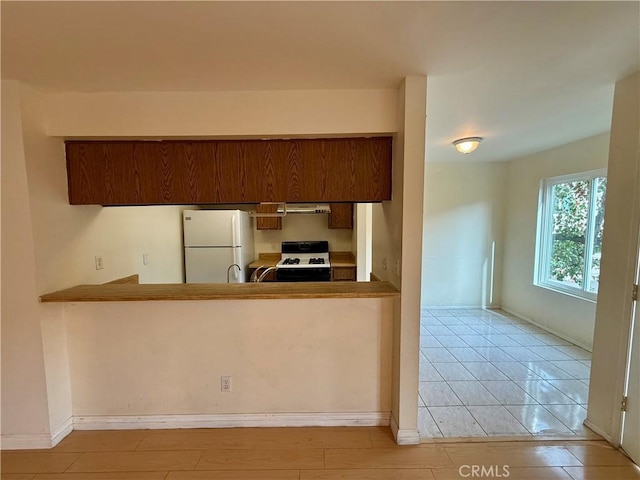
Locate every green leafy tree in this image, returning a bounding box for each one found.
[549,178,606,288]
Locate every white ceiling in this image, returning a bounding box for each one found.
[2,1,638,162]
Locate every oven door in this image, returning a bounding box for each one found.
[276,267,331,282]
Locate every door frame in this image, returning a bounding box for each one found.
[620,225,640,461]
[612,146,640,448]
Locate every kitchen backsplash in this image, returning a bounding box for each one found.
[254,214,354,253]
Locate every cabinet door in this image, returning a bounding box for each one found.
[353,137,393,201]
[255,203,282,230]
[319,137,392,202]
[66,137,393,205]
[259,140,290,202]
[331,267,357,281]
[213,140,262,203]
[328,203,354,229]
[67,141,163,205]
[165,140,261,204]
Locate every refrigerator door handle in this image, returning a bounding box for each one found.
[233,249,241,280]
[231,214,239,280]
[231,214,238,247]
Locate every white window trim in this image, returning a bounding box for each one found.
[534,168,607,302]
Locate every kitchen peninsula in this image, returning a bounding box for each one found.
[40,278,399,302]
[33,136,399,437]
[38,277,398,432]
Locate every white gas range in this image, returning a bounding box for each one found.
[275,241,331,281]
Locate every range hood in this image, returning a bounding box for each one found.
[276,204,331,215]
[248,202,331,218]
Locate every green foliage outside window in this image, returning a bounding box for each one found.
[542,174,606,295]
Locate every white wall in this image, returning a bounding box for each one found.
[254,214,353,255]
[45,89,397,137]
[17,84,75,439]
[372,76,426,443]
[588,72,640,443]
[1,81,52,443]
[1,84,399,443]
[501,132,610,349]
[39,88,397,288]
[422,162,506,307]
[65,298,393,417]
[355,203,373,281]
[19,88,188,292]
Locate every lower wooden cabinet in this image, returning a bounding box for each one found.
[248,266,357,282]
[331,266,357,281]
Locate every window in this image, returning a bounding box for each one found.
[535,169,607,300]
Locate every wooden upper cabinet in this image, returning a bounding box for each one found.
[328,203,354,229]
[65,137,392,205]
[255,203,282,230]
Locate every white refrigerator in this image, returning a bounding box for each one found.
[183,210,255,283]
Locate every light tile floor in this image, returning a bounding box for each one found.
[419,308,596,439]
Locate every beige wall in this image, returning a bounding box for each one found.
[422,162,506,307]
[18,87,188,292]
[588,72,640,442]
[65,298,392,417]
[396,77,426,441]
[25,86,395,291]
[1,81,52,441]
[45,89,397,137]
[355,203,373,280]
[254,214,353,255]
[38,88,396,288]
[1,83,400,443]
[372,76,426,443]
[501,132,610,350]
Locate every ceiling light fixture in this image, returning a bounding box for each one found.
[453,137,483,154]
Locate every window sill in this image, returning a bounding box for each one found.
[533,282,598,304]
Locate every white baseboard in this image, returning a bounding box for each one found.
[73,412,391,430]
[421,305,501,310]
[2,412,390,450]
[1,417,74,450]
[583,419,613,444]
[389,415,420,445]
[501,307,592,352]
[1,433,53,450]
[51,417,74,447]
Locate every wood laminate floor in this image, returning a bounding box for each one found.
[2,427,639,479]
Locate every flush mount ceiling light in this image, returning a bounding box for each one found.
[453,137,483,154]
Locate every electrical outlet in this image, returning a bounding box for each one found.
[270,243,278,252]
[221,376,231,392]
[393,259,400,276]
[95,255,104,270]
[143,253,149,265]
[382,257,387,270]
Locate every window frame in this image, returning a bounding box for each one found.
[534,168,607,302]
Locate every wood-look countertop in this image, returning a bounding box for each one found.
[248,253,281,268]
[248,251,356,269]
[40,281,399,303]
